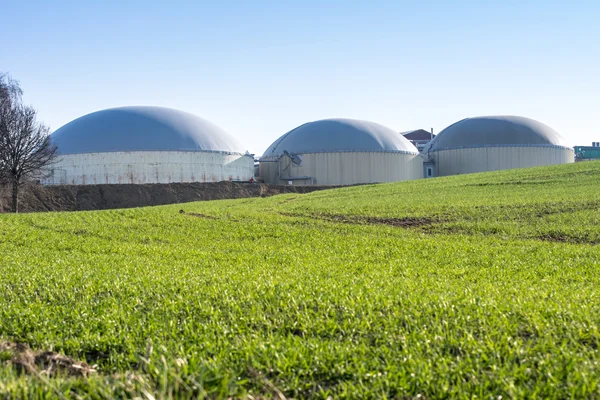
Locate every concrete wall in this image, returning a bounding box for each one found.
[430,146,574,176]
[43,151,254,185]
[259,152,422,185]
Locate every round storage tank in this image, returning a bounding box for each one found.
[46,106,253,185]
[259,118,421,185]
[423,116,574,176]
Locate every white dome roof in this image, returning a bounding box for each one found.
[51,106,245,155]
[425,115,571,152]
[262,118,418,158]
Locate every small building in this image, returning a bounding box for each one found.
[422,115,574,177]
[575,142,600,161]
[402,129,435,152]
[259,118,422,185]
[46,106,253,185]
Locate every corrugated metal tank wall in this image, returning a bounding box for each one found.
[259,152,423,185]
[431,146,575,176]
[44,151,254,185]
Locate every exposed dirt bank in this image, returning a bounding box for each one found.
[0,182,340,213]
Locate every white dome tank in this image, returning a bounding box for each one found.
[46,106,253,185]
[423,115,574,176]
[259,118,422,186]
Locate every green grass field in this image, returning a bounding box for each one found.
[1,161,599,399]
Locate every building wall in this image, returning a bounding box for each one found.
[575,146,600,161]
[259,152,422,185]
[430,146,574,176]
[43,151,254,185]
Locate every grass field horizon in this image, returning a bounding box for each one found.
[1,161,599,399]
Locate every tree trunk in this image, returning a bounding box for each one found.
[11,180,18,213]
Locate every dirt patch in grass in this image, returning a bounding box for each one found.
[280,212,437,229]
[278,196,298,204]
[362,216,435,228]
[536,233,599,245]
[533,200,600,218]
[178,209,217,219]
[0,341,96,377]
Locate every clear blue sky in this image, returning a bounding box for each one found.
[4,0,599,154]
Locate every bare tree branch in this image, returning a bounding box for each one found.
[0,73,22,110]
[0,73,57,213]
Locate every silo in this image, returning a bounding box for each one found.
[422,116,574,177]
[259,118,421,185]
[45,106,253,185]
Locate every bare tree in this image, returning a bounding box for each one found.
[1,73,23,103]
[0,74,57,213]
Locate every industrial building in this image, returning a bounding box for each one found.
[45,106,253,185]
[43,108,576,187]
[422,116,574,177]
[259,118,422,185]
[575,142,600,161]
[402,129,435,152]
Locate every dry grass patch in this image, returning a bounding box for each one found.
[0,342,96,377]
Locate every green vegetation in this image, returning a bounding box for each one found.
[1,161,600,399]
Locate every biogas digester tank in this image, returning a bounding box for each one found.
[259,118,421,185]
[47,106,253,185]
[422,116,574,176]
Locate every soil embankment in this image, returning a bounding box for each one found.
[0,182,339,213]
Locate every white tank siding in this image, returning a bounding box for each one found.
[259,152,423,186]
[44,151,254,185]
[424,115,574,176]
[431,146,575,176]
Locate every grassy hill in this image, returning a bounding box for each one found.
[1,162,599,399]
